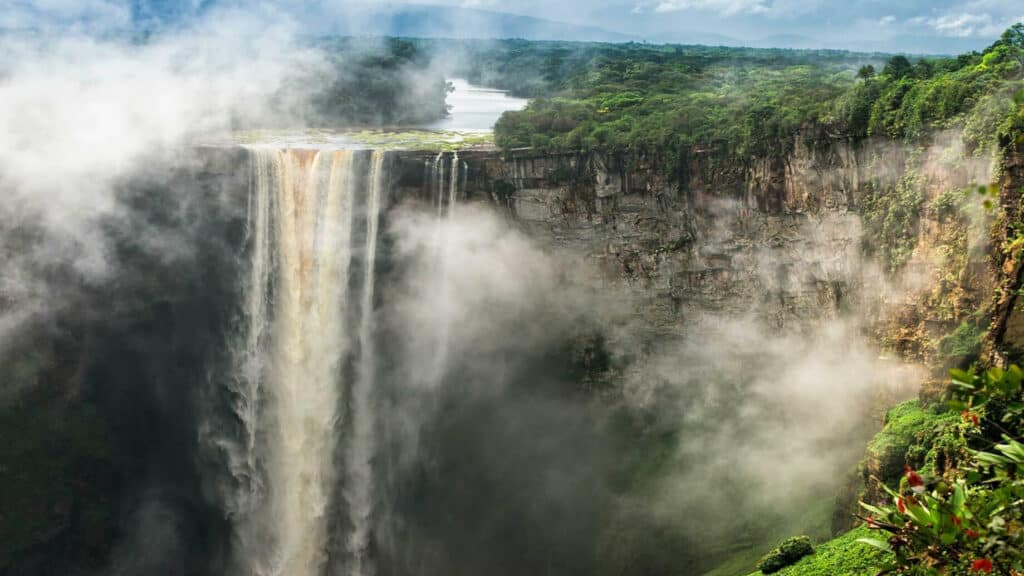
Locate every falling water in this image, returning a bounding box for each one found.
[345,150,385,576]
[432,151,444,214]
[271,148,357,576]
[448,151,460,210]
[429,152,461,384]
[228,147,387,576]
[223,149,276,520]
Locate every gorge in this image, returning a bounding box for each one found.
[146,124,1008,575]
[2,18,1024,576]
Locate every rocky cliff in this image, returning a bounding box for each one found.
[390,136,995,363]
[1,136,1012,575]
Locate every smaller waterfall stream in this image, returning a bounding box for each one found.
[432,152,461,383]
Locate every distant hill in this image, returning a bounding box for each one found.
[325,4,638,42]
[106,1,637,43]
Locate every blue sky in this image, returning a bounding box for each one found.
[3,0,1022,53]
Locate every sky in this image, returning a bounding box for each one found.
[1,0,1022,53]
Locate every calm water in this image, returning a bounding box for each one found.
[200,79,527,148]
[428,78,528,131]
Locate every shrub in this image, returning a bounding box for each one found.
[937,321,984,360]
[857,366,1024,575]
[757,536,814,574]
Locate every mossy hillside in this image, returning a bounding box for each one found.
[756,536,814,574]
[701,497,835,576]
[857,399,963,514]
[745,525,890,576]
[864,400,959,484]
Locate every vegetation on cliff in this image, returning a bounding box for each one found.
[855,365,1024,574]
[490,25,1024,165]
[748,525,887,576]
[755,536,814,574]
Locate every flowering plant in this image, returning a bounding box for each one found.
[857,366,1024,575]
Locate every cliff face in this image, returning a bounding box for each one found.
[988,145,1024,362]
[432,139,999,542]
[0,138,1008,574]
[414,137,995,362]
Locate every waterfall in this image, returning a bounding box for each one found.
[430,152,461,384]
[271,148,357,576]
[448,151,460,209]
[345,149,385,576]
[226,147,387,576]
[432,151,444,214]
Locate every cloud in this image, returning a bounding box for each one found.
[644,0,770,15]
[927,12,1008,37]
[901,1,1023,38]
[0,6,327,354]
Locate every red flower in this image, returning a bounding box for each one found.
[904,465,925,494]
[962,411,980,426]
[896,497,907,514]
[951,514,962,527]
[971,558,993,573]
[866,517,880,528]
[965,529,980,539]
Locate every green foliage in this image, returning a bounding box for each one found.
[462,40,883,163]
[751,525,888,576]
[937,321,985,360]
[756,536,814,574]
[857,366,1024,575]
[866,400,960,484]
[493,49,853,161]
[860,160,927,272]
[1003,87,1024,147]
[883,56,914,80]
[858,65,877,80]
[482,27,1024,180]
[931,187,970,221]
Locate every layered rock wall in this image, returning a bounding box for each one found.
[400,138,995,353]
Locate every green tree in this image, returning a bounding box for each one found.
[883,55,913,79]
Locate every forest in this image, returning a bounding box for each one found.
[474,26,1024,164]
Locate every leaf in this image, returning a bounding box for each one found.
[857,537,892,552]
[995,438,1024,463]
[949,368,974,385]
[1005,365,1023,389]
[879,483,901,499]
[986,367,1005,386]
[947,399,968,411]
[973,450,1013,466]
[860,502,890,517]
[953,484,966,512]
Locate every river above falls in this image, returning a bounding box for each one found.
[197,79,527,150]
[428,78,528,131]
